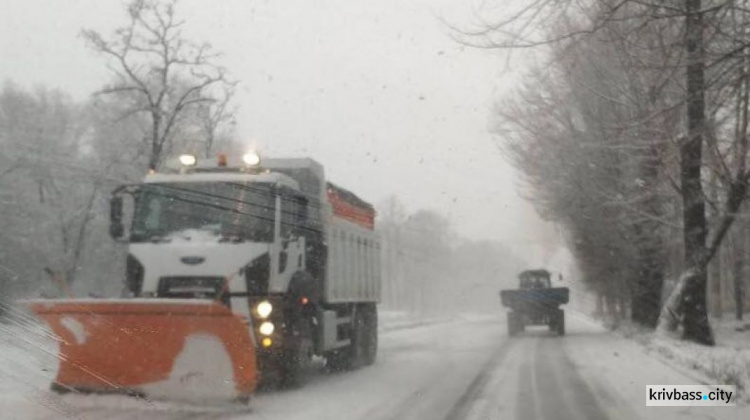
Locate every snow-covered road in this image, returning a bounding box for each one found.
[2,312,748,419]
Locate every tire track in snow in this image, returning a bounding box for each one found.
[440,338,516,420]
[444,329,610,420]
[515,333,609,420]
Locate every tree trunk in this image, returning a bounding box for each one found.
[680,0,713,345]
[735,227,746,320]
[65,186,98,286]
[631,264,663,327]
[708,174,722,318]
[149,112,162,170]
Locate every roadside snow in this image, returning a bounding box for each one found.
[609,316,750,401]
[562,313,750,419]
[651,318,750,399]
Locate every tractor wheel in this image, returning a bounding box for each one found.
[557,311,566,336]
[507,312,519,336]
[549,310,565,336]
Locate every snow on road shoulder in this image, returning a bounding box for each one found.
[564,314,750,420]
[601,316,750,402]
[647,318,750,401]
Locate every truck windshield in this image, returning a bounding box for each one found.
[130,182,275,243]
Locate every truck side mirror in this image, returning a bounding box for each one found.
[559,274,563,282]
[110,195,125,240]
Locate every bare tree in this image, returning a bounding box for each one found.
[195,84,237,157]
[82,0,233,170]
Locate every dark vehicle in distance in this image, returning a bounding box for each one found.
[500,269,569,336]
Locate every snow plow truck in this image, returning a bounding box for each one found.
[25,152,382,402]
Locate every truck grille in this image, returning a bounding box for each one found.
[157,276,226,301]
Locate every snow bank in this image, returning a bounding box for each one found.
[564,315,750,419]
[612,317,750,402]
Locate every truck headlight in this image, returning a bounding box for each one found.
[256,301,272,318]
[179,154,197,166]
[242,152,261,166]
[259,321,274,336]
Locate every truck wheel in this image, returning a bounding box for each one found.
[349,305,368,368]
[362,304,378,366]
[326,304,369,371]
[326,348,350,372]
[279,318,313,388]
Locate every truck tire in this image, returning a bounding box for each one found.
[326,348,351,372]
[362,304,378,366]
[326,304,373,371]
[278,317,314,388]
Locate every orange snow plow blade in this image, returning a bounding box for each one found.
[25,299,258,402]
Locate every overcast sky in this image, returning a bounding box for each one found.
[0,0,565,264]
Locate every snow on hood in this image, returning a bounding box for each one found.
[165,228,224,243]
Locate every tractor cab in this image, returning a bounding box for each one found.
[519,269,552,289]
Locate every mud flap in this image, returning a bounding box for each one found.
[24,299,258,402]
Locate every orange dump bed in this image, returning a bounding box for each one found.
[26,299,258,402]
[327,182,375,230]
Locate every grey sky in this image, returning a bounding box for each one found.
[0,0,562,262]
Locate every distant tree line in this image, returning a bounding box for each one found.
[462,0,750,344]
[377,196,526,316]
